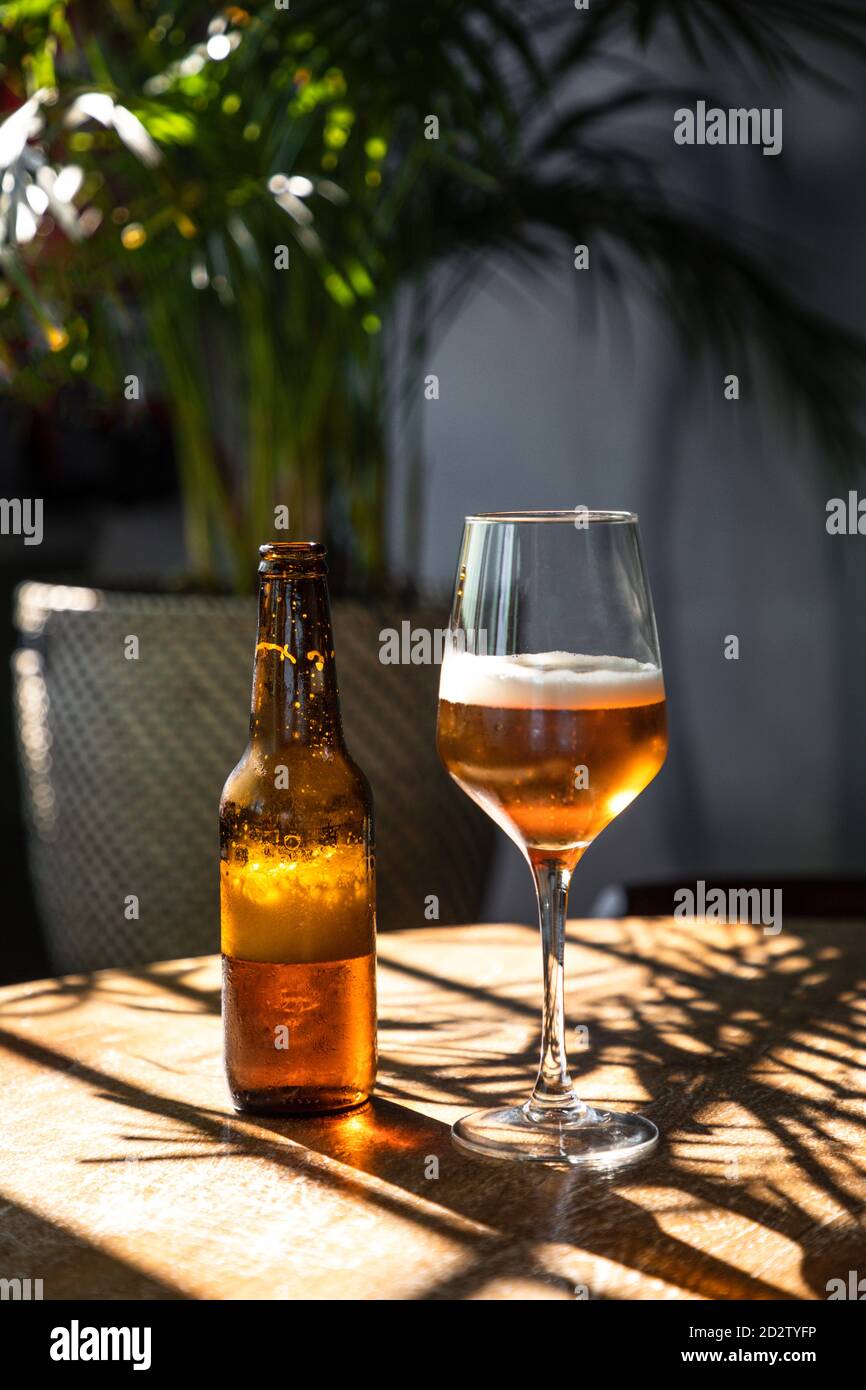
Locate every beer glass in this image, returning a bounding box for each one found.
[436,511,667,1166]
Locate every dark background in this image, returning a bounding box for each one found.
[1,18,864,982]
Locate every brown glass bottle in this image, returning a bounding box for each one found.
[220,542,376,1114]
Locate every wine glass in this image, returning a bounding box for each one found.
[436,510,667,1167]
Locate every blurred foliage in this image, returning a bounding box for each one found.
[0,0,864,591]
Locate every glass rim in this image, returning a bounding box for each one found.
[464,509,638,524]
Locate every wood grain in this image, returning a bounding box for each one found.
[0,919,864,1300]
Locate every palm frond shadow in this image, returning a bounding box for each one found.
[364,920,866,1295]
[0,961,221,1020]
[0,920,863,1298]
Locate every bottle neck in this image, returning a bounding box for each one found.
[250,573,344,750]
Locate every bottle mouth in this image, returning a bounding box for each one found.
[259,541,327,575]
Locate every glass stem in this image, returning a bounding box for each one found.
[527,857,594,1123]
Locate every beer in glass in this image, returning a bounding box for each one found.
[436,511,667,1167]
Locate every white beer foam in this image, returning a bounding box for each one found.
[439,650,665,710]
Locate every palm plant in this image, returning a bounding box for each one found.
[0,0,864,592]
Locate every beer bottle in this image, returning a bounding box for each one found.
[220,542,377,1114]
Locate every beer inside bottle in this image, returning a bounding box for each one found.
[220,542,376,1114]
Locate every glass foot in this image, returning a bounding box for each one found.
[452,1102,658,1170]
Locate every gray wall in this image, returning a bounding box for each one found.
[390,56,866,922]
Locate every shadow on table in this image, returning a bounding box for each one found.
[0,921,865,1299]
[0,1197,185,1300]
[0,962,221,1020]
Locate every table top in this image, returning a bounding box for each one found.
[0,918,864,1301]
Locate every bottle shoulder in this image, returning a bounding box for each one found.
[220,742,373,818]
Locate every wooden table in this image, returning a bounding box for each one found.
[0,919,864,1301]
